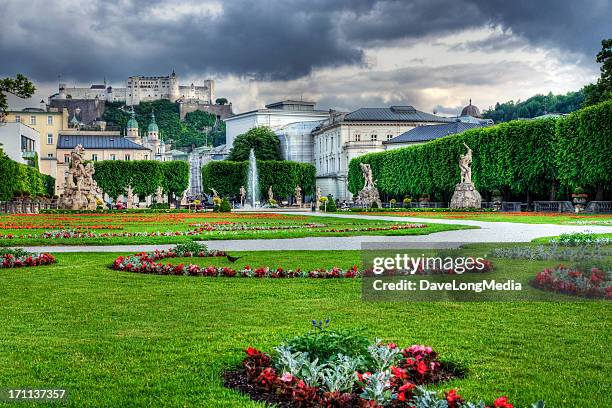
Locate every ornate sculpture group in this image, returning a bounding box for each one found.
[450,143,481,209]
[355,162,382,208]
[58,145,103,210]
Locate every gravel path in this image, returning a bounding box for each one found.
[15,212,612,253]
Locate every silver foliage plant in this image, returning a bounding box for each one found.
[368,340,402,371]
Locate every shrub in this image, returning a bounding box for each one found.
[0,150,54,200]
[219,198,232,212]
[325,195,337,212]
[370,201,379,209]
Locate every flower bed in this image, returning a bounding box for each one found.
[531,265,612,299]
[1,223,427,241]
[1,249,56,268]
[224,323,543,407]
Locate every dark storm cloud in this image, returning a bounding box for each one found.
[0,0,610,84]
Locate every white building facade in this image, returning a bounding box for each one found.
[0,122,41,166]
[224,100,329,161]
[312,106,454,201]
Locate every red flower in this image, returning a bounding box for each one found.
[416,360,427,375]
[445,389,464,407]
[246,346,260,356]
[494,396,514,408]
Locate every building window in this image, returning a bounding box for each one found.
[124,154,131,161]
[47,153,53,158]
[91,154,98,161]
[387,134,393,141]
[21,135,35,152]
[110,154,116,160]
[30,116,36,125]
[371,134,378,141]
[47,116,53,125]
[47,134,53,144]
[15,115,20,123]
[355,134,361,142]
[144,154,148,160]
[64,154,70,163]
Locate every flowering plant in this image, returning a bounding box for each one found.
[224,322,544,407]
[1,249,56,268]
[532,264,611,299]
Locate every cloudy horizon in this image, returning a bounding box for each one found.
[1,0,610,115]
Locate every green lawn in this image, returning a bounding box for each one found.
[1,249,610,407]
[355,210,612,225]
[0,212,473,246]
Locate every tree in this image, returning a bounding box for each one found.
[161,161,190,205]
[0,74,35,121]
[228,126,281,161]
[215,98,228,105]
[583,38,612,106]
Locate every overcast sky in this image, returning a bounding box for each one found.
[1,0,610,114]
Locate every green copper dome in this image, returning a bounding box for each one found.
[148,112,159,132]
[127,110,138,129]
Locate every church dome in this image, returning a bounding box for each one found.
[148,112,159,132]
[461,99,481,118]
[127,111,138,129]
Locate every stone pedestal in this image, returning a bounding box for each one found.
[356,187,382,208]
[450,182,482,209]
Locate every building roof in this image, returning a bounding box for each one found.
[147,112,159,132]
[90,84,106,89]
[460,100,481,118]
[344,106,454,123]
[384,121,484,144]
[57,134,151,150]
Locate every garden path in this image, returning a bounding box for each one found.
[18,211,612,252]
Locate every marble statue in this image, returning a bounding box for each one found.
[239,185,246,206]
[450,143,482,209]
[210,188,219,198]
[355,162,382,208]
[125,185,134,209]
[155,186,163,203]
[294,185,302,207]
[315,187,321,211]
[58,144,102,210]
[268,186,274,201]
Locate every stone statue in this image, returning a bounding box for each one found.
[210,188,219,198]
[155,186,163,203]
[268,186,274,201]
[315,187,321,211]
[459,142,473,184]
[360,163,375,189]
[355,162,382,208]
[294,185,302,207]
[58,144,102,210]
[239,185,246,206]
[125,185,134,209]
[450,143,482,209]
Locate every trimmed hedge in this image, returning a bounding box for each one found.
[93,160,188,200]
[0,149,55,200]
[348,100,612,200]
[556,99,612,198]
[202,160,316,199]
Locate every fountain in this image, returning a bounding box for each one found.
[245,148,260,207]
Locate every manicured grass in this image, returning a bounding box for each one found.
[356,210,612,225]
[0,212,474,246]
[1,249,610,407]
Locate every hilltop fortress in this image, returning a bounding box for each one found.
[51,71,214,106]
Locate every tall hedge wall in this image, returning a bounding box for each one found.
[93,160,188,200]
[348,118,558,201]
[556,99,612,198]
[348,100,612,200]
[0,149,55,200]
[202,160,316,199]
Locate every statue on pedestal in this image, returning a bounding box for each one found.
[355,163,382,208]
[125,185,134,209]
[155,186,163,203]
[450,143,482,209]
[268,186,274,202]
[294,185,302,207]
[239,186,246,206]
[210,188,219,199]
[58,144,102,210]
[315,187,321,211]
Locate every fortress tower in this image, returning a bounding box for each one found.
[169,70,180,102]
